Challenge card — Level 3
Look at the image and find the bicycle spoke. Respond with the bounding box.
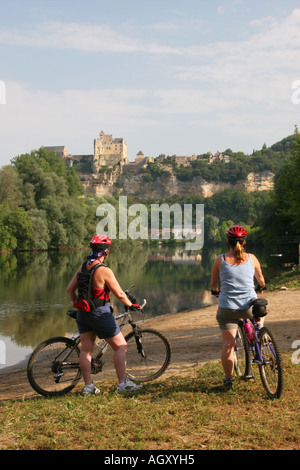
[27,337,81,396]
[125,328,171,382]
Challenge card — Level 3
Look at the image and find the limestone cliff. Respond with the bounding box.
[79,168,274,199]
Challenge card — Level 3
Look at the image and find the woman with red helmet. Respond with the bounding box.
[211,225,266,390]
[67,234,142,396]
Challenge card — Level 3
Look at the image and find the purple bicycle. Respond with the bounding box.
[234,298,283,399]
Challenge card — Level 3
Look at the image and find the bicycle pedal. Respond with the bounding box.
[242,375,254,381]
[54,372,64,383]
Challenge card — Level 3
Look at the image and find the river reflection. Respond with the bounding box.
[0,243,282,368]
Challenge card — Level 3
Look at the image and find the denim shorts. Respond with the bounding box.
[76,303,120,339]
[216,307,253,330]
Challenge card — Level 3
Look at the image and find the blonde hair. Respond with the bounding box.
[228,238,246,262]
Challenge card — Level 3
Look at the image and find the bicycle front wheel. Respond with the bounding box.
[234,322,252,378]
[258,327,283,399]
[27,337,81,397]
[125,328,171,382]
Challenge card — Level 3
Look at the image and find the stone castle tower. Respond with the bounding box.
[93,130,128,171]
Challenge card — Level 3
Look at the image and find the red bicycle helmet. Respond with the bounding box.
[90,234,112,246]
[226,225,247,239]
[87,235,111,265]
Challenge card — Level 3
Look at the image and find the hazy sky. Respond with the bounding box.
[0,0,299,167]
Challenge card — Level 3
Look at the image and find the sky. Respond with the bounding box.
[0,0,299,167]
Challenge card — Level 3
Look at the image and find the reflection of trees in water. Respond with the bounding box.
[106,242,149,289]
[0,247,150,348]
[0,250,86,347]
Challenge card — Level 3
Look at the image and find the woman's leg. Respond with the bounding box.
[221,329,237,379]
[79,331,96,385]
[105,332,127,384]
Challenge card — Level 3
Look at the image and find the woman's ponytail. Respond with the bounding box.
[228,238,246,262]
[226,226,247,262]
[234,241,245,261]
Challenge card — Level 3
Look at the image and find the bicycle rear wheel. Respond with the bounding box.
[27,337,81,397]
[258,327,283,399]
[125,328,171,382]
[234,322,252,378]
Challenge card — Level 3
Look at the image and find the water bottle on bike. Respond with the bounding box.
[243,321,255,343]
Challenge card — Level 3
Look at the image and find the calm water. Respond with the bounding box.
[0,243,286,368]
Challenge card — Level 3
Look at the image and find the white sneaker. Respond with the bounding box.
[117,377,143,394]
[81,384,100,396]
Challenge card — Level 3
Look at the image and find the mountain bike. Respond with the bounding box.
[27,288,171,397]
[234,302,283,399]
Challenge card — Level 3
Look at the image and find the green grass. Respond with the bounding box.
[0,354,299,450]
[268,266,300,290]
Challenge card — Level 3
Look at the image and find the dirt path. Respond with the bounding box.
[0,289,299,401]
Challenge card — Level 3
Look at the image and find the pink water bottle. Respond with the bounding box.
[243,321,255,343]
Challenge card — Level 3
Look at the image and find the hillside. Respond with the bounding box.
[0,133,297,251]
[76,134,296,198]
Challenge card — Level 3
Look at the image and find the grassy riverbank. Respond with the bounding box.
[0,353,299,451]
[267,265,300,290]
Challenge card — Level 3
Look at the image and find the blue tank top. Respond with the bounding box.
[218,254,257,310]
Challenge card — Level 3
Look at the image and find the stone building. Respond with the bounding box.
[93,130,128,171]
[44,146,69,159]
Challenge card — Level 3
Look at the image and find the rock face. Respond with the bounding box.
[243,171,275,192]
[79,168,275,199]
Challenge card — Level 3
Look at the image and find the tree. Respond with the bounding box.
[67,167,84,196]
[272,127,300,235]
[12,148,84,197]
[7,147,87,249]
[0,204,33,250]
[255,127,300,242]
[27,209,50,250]
[204,215,218,244]
[0,166,22,205]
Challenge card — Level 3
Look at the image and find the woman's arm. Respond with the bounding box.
[102,268,133,307]
[250,254,266,289]
[66,266,81,303]
[211,255,222,291]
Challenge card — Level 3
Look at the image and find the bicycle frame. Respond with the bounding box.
[66,299,147,365]
[241,317,277,366]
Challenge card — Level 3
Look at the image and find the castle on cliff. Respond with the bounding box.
[93,131,128,170]
[45,130,151,173]
[44,130,230,174]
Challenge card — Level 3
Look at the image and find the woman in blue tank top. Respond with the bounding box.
[211,225,266,390]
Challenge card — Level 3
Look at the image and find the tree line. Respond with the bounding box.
[0,130,299,251]
[142,134,296,184]
[0,148,100,250]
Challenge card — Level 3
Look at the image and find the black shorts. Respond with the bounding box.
[76,303,120,339]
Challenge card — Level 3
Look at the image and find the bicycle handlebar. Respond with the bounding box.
[125,285,135,294]
[255,284,267,293]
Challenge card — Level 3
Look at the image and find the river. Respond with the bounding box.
[0,243,286,369]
